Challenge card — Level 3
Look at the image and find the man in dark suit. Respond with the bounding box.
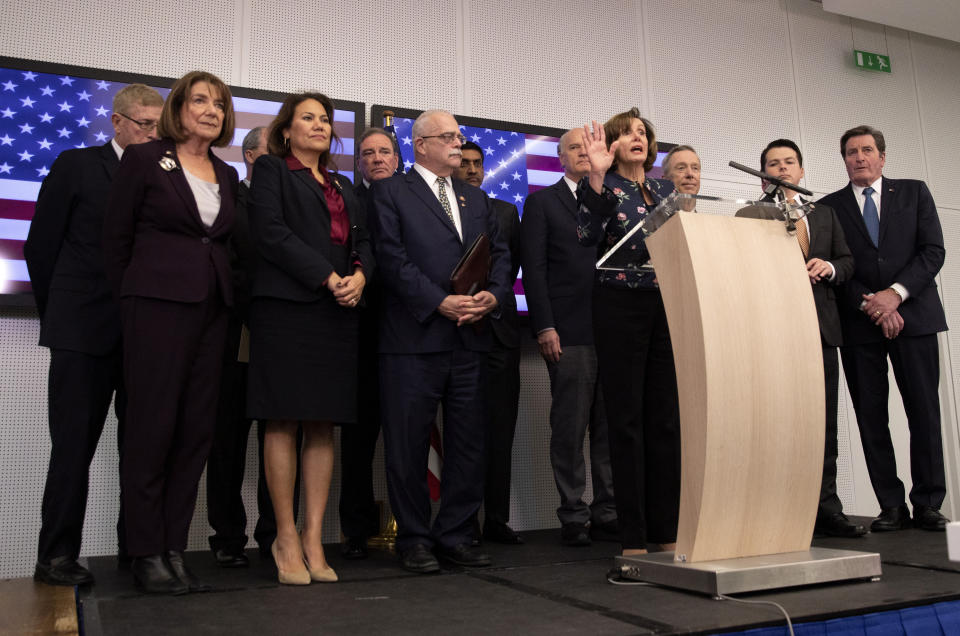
[206,125,293,566]
[662,145,701,195]
[520,128,616,546]
[455,141,523,545]
[338,127,399,560]
[749,139,863,537]
[370,109,511,573]
[24,84,163,586]
[820,125,949,532]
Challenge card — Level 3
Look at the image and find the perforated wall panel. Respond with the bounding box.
[912,35,960,210]
[465,0,647,128]
[0,0,240,82]
[787,0,925,194]
[646,0,798,187]
[245,0,461,111]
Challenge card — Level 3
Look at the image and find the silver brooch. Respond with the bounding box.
[159,155,178,172]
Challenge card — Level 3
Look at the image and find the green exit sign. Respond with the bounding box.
[854,50,891,73]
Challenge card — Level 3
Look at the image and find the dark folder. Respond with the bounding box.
[450,232,490,295]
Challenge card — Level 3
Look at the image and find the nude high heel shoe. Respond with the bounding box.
[272,541,310,585]
[304,557,338,583]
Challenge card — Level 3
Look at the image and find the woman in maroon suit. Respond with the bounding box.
[104,71,238,595]
[247,92,372,584]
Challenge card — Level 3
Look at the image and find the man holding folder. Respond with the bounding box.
[370,109,511,573]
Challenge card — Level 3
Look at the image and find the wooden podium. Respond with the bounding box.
[614,200,880,596]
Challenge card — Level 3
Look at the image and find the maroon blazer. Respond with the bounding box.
[104,138,239,306]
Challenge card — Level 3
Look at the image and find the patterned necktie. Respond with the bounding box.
[436,177,454,223]
[795,217,810,258]
[862,186,880,247]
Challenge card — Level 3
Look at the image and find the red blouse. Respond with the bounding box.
[284,155,349,246]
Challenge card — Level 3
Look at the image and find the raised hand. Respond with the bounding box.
[582,120,619,194]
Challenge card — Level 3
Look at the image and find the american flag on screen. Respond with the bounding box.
[389,117,566,313]
[0,64,356,295]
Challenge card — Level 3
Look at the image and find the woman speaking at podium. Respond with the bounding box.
[575,108,680,556]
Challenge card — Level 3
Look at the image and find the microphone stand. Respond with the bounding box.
[729,161,814,234]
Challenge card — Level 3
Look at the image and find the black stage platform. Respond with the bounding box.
[79,520,960,635]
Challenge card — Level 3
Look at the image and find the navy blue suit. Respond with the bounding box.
[820,177,947,511]
[370,167,511,552]
[24,141,127,563]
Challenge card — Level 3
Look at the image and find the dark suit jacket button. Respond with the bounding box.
[201,237,210,244]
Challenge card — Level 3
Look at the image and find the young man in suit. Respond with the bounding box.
[338,127,399,560]
[24,84,163,586]
[753,139,864,537]
[520,128,617,546]
[370,109,511,573]
[456,141,524,545]
[820,125,949,532]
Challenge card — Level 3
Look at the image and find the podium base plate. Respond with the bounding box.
[616,548,881,597]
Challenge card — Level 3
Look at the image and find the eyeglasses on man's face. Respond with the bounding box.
[119,112,159,131]
[420,132,466,145]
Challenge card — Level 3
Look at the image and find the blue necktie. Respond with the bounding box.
[862,186,879,247]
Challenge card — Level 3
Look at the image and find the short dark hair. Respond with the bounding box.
[603,107,657,172]
[157,71,235,148]
[761,139,803,171]
[266,92,341,167]
[460,140,483,158]
[840,125,885,156]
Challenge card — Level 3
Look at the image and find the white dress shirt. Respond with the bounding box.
[413,162,462,239]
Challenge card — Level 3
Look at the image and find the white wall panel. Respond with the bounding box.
[246,0,461,112]
[912,34,960,210]
[645,0,797,185]
[0,0,240,82]
[787,0,924,194]
[465,0,646,129]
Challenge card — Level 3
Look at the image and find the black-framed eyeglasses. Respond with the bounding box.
[119,112,159,131]
[420,132,466,145]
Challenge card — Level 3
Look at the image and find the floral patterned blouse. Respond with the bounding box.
[576,171,675,289]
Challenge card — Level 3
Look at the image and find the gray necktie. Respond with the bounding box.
[436,177,454,223]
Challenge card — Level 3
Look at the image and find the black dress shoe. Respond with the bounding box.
[589,519,620,543]
[914,506,950,531]
[815,512,867,538]
[117,554,132,570]
[34,556,95,586]
[132,555,188,595]
[341,536,369,560]
[436,543,491,567]
[870,504,912,532]
[483,521,524,545]
[399,544,440,574]
[166,551,211,592]
[214,548,249,568]
[560,522,591,546]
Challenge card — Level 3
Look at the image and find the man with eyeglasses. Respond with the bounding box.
[25,83,163,586]
[370,109,512,573]
[337,127,400,561]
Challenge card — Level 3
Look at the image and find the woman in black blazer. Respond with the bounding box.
[104,71,238,595]
[247,92,373,584]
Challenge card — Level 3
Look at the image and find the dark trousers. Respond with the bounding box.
[121,293,227,556]
[339,308,381,539]
[380,350,486,553]
[818,345,843,517]
[38,347,125,563]
[546,344,616,526]
[593,286,680,549]
[482,339,521,526]
[841,334,945,510]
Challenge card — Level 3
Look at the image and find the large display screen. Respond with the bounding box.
[0,56,363,304]
[370,105,675,314]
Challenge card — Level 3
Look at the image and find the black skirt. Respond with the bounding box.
[247,294,359,423]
